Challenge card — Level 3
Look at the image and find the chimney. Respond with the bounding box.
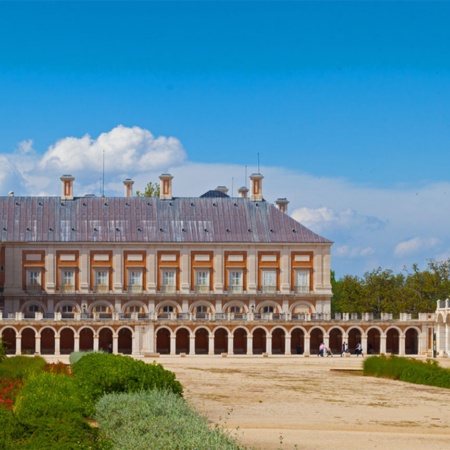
[275,198,289,213]
[159,173,173,200]
[216,186,229,195]
[60,175,75,200]
[238,186,249,198]
[249,173,263,202]
[8,191,14,197]
[123,178,134,197]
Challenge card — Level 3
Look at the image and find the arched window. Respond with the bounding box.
[263,306,274,313]
[162,305,174,313]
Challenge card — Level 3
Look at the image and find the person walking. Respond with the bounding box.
[341,342,348,357]
[355,343,363,357]
[319,342,325,357]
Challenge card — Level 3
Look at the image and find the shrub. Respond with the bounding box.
[0,377,24,410]
[69,350,91,365]
[0,339,6,363]
[95,390,244,450]
[0,355,47,379]
[363,355,450,388]
[72,353,182,415]
[45,361,72,375]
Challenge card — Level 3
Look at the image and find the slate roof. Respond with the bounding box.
[0,196,331,244]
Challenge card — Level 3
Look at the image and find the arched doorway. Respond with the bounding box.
[118,328,132,354]
[60,328,75,354]
[309,328,324,355]
[386,328,400,354]
[367,328,381,355]
[40,328,55,355]
[272,328,285,354]
[328,328,342,354]
[405,328,419,355]
[214,328,228,354]
[79,328,94,351]
[156,328,171,354]
[291,328,304,355]
[195,328,209,354]
[99,328,113,353]
[233,328,247,354]
[21,328,36,354]
[348,328,363,354]
[175,328,189,354]
[252,328,266,354]
[1,328,16,354]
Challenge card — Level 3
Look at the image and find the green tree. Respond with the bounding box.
[135,181,160,198]
[331,272,364,314]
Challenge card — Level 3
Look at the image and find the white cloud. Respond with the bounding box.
[334,245,375,258]
[15,139,34,155]
[394,236,441,258]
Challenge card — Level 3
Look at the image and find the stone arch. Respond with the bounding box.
[290,301,316,315]
[347,327,364,353]
[271,326,286,354]
[121,300,148,315]
[405,327,420,355]
[89,300,114,313]
[98,326,114,353]
[309,327,325,355]
[79,327,95,351]
[54,300,80,314]
[222,300,248,314]
[328,326,345,354]
[233,327,248,354]
[189,300,215,314]
[255,301,280,314]
[175,326,191,354]
[252,327,267,354]
[40,327,56,354]
[117,326,133,354]
[59,326,75,354]
[156,300,181,317]
[20,326,37,354]
[366,326,383,355]
[1,327,17,354]
[20,300,47,315]
[194,326,210,354]
[213,326,229,354]
[290,326,306,354]
[155,326,172,354]
[386,327,401,354]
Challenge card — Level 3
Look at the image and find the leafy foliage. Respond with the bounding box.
[95,390,245,450]
[0,339,6,363]
[332,259,450,314]
[364,355,450,388]
[72,353,183,415]
[0,355,47,379]
[135,181,160,198]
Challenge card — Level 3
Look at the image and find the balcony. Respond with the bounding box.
[61,284,75,294]
[26,284,42,294]
[128,285,143,294]
[160,285,176,294]
[195,285,210,294]
[228,285,244,294]
[94,284,109,294]
[294,285,311,294]
[260,285,277,294]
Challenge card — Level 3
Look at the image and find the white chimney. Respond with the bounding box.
[159,173,173,200]
[238,186,249,198]
[123,178,134,197]
[249,173,263,202]
[275,198,289,213]
[60,175,75,200]
[216,186,229,195]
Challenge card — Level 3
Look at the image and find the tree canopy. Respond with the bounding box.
[135,181,160,198]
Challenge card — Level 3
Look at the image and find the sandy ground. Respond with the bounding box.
[145,355,450,450]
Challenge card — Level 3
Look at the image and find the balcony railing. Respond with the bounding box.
[61,284,75,294]
[294,285,311,294]
[94,284,109,294]
[228,285,244,294]
[160,285,176,294]
[195,285,210,294]
[26,284,42,294]
[260,286,277,294]
[128,285,143,294]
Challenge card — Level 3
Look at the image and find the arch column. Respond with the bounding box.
[304,335,311,356]
[227,333,234,355]
[15,336,21,355]
[266,335,272,355]
[380,335,387,354]
[54,335,60,355]
[113,334,118,354]
[324,334,329,349]
[93,334,99,352]
[74,335,80,352]
[35,335,41,354]
[362,334,368,355]
[445,324,449,356]
[285,334,291,355]
[170,334,176,355]
[208,334,214,355]
[247,334,253,355]
[399,334,406,356]
[189,334,195,355]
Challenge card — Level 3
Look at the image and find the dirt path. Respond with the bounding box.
[153,355,450,450]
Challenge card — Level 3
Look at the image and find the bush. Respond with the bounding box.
[0,339,7,363]
[95,390,244,450]
[69,350,91,365]
[72,353,182,415]
[363,355,450,388]
[0,355,47,379]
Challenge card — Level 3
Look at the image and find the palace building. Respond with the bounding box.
[0,173,437,357]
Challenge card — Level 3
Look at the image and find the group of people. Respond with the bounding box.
[317,342,364,357]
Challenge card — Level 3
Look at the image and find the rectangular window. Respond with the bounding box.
[229,270,243,293]
[161,270,176,293]
[295,270,310,293]
[195,270,210,293]
[26,270,41,292]
[61,270,75,293]
[261,270,277,293]
[95,270,109,293]
[128,270,143,293]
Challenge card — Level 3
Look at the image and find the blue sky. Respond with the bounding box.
[1,1,450,278]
